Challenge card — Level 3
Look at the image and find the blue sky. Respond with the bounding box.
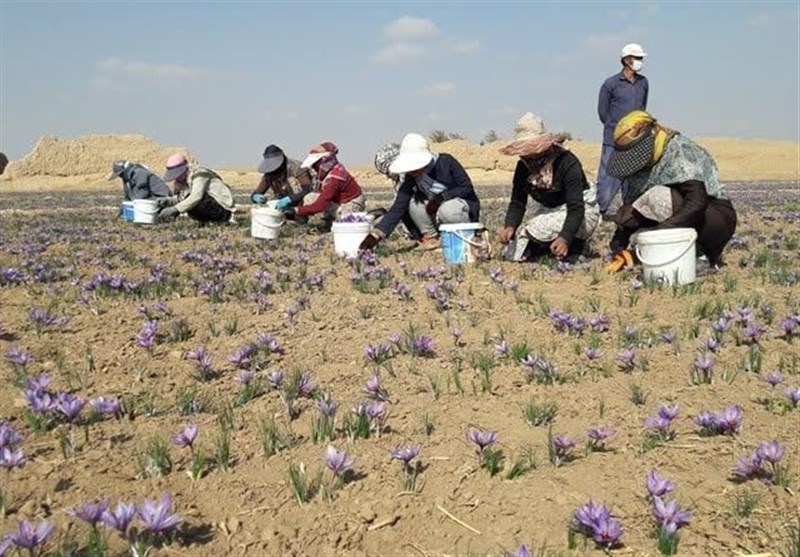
[1,1,798,168]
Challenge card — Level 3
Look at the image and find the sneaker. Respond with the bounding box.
[417,236,441,251]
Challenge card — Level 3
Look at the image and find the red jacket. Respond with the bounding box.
[297,163,363,217]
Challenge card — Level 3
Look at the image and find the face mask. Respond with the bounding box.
[631,59,644,72]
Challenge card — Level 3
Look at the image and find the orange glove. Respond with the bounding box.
[605,250,634,273]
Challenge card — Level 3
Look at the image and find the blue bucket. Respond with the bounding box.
[440,223,485,264]
[122,202,134,222]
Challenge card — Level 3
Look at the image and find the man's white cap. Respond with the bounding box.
[621,43,647,58]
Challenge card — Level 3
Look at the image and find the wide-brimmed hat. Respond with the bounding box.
[106,160,129,181]
[374,142,400,175]
[500,112,571,158]
[608,110,657,178]
[301,141,339,169]
[258,144,286,174]
[389,133,433,174]
[163,153,189,182]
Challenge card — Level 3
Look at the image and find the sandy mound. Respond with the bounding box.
[5,135,193,180]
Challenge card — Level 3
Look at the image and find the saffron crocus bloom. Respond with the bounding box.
[764,371,785,388]
[25,373,51,393]
[325,445,353,476]
[658,404,680,421]
[297,374,315,398]
[467,428,497,453]
[731,454,764,481]
[136,320,158,352]
[755,441,786,465]
[553,436,577,457]
[616,349,635,370]
[0,447,26,470]
[171,425,199,450]
[592,516,624,547]
[101,501,136,534]
[785,387,800,408]
[659,331,677,344]
[694,353,713,373]
[652,498,693,531]
[705,337,720,353]
[779,317,797,338]
[56,392,85,422]
[70,498,110,526]
[716,405,743,435]
[744,323,767,344]
[8,519,55,550]
[365,401,386,421]
[573,500,611,533]
[508,544,531,557]
[694,411,718,432]
[391,445,421,470]
[236,370,256,385]
[5,347,33,367]
[0,422,23,449]
[494,341,510,357]
[644,414,673,434]
[646,469,675,499]
[25,389,54,414]
[137,494,183,535]
[362,374,388,400]
[228,344,256,369]
[584,347,603,361]
[412,335,436,357]
[316,396,338,418]
[89,396,123,419]
[586,427,616,445]
[267,370,284,388]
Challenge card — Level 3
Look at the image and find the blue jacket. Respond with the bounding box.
[376,153,480,237]
[598,72,649,145]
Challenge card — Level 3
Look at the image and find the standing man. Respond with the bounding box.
[597,43,649,219]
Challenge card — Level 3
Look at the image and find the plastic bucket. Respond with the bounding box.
[331,220,371,258]
[440,223,486,264]
[635,228,698,285]
[251,206,284,240]
[132,199,159,224]
[121,201,134,222]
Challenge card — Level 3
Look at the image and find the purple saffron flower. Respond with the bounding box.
[0,447,26,470]
[705,337,720,353]
[573,500,611,532]
[411,335,436,357]
[362,374,388,400]
[494,340,510,357]
[779,317,797,338]
[507,544,531,557]
[785,387,800,408]
[0,422,23,449]
[257,333,283,354]
[69,498,111,526]
[646,469,675,499]
[694,353,714,373]
[592,515,624,547]
[586,426,616,446]
[365,401,386,421]
[716,405,743,435]
[137,494,183,535]
[56,392,85,422]
[659,330,677,344]
[171,425,198,450]
[652,498,693,531]
[645,414,673,435]
[391,444,421,470]
[731,454,764,481]
[590,315,610,333]
[136,320,158,352]
[755,441,786,464]
[186,346,214,376]
[553,435,577,457]
[228,343,256,369]
[296,374,315,398]
[267,370,284,388]
[467,428,497,453]
[25,389,54,414]
[236,370,256,385]
[0,536,10,556]
[8,520,55,550]
[316,396,339,418]
[584,347,603,361]
[101,501,136,534]
[744,323,767,344]
[451,328,463,343]
[89,396,123,419]
[25,373,51,393]
[658,404,680,421]
[616,348,635,370]
[764,371,785,388]
[694,411,719,432]
[325,445,353,476]
[388,332,402,346]
[5,347,33,367]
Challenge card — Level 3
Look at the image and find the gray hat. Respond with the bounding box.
[106,160,129,181]
[258,144,286,174]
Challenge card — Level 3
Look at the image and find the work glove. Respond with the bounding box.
[250,193,267,204]
[359,232,382,251]
[157,206,179,223]
[426,195,444,219]
[275,196,292,210]
[156,197,174,209]
[283,208,297,221]
[605,249,634,273]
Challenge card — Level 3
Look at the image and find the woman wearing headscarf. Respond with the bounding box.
[250,144,315,210]
[158,153,236,223]
[283,142,365,230]
[107,160,172,201]
[359,133,480,251]
[605,110,737,271]
[499,113,600,261]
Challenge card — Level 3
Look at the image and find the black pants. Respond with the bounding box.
[187,195,231,223]
[523,238,586,261]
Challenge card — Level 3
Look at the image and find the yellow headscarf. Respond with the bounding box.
[613,110,675,166]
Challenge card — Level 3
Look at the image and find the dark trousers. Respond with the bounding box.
[187,195,231,223]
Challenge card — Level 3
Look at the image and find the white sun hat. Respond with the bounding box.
[621,43,647,58]
[300,152,329,169]
[389,133,434,174]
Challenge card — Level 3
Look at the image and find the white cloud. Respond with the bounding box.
[91,58,207,90]
[383,16,439,40]
[451,39,481,55]
[371,42,426,63]
[422,81,455,96]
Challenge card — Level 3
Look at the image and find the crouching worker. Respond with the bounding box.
[283,142,365,231]
[359,133,480,251]
[499,113,600,261]
[605,111,737,271]
[158,154,236,224]
[250,144,314,209]
[108,160,171,202]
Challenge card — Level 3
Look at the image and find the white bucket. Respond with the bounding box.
[251,206,284,240]
[440,223,487,264]
[331,220,371,258]
[132,199,159,224]
[635,228,698,285]
[121,201,134,222]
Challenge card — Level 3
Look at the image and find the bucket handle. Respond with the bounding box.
[452,229,494,259]
[635,238,695,268]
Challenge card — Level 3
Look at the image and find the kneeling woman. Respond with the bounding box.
[499,113,600,261]
[159,154,236,223]
[606,111,737,271]
[360,133,480,251]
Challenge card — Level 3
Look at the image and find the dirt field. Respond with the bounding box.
[0,181,798,556]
